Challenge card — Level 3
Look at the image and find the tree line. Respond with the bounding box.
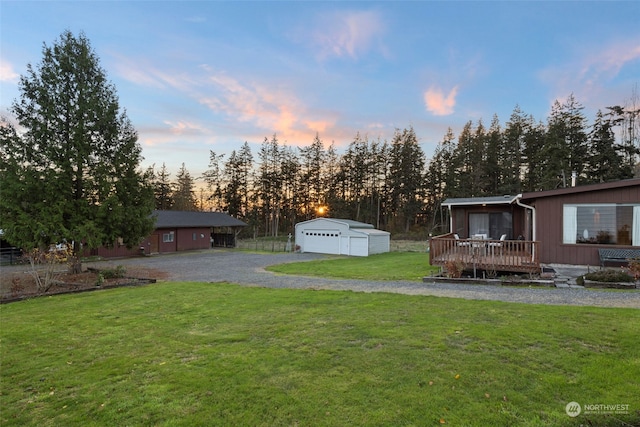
[149,92,640,237]
[2,29,638,260]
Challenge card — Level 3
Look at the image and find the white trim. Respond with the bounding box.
[563,206,577,244]
[633,206,640,247]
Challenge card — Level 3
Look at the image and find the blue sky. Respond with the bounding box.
[2,1,639,177]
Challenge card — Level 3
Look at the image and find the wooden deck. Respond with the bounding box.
[429,235,540,274]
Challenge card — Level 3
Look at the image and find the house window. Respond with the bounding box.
[163,231,174,243]
[193,232,197,241]
[563,204,640,246]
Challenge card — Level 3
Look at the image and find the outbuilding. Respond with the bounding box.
[295,218,390,257]
[86,210,247,258]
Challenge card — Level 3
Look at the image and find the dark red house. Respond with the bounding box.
[430,178,640,271]
[87,210,247,258]
[520,179,639,265]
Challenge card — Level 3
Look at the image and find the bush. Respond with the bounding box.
[444,259,464,278]
[627,258,640,281]
[101,265,126,279]
[583,269,634,283]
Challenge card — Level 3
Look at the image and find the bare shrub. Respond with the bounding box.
[23,247,73,293]
[626,258,640,281]
[444,259,464,278]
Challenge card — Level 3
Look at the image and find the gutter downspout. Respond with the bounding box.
[514,194,536,261]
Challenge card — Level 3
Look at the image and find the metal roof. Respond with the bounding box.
[442,178,640,207]
[521,178,640,200]
[152,210,247,228]
[295,218,377,229]
[355,228,391,236]
[442,195,517,207]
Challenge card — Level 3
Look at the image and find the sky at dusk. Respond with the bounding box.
[2,1,639,178]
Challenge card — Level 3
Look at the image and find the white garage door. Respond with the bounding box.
[302,229,340,254]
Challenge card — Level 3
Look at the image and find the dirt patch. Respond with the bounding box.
[0,265,168,303]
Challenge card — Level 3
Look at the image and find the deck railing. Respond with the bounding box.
[429,234,540,274]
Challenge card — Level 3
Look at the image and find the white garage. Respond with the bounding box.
[295,218,390,257]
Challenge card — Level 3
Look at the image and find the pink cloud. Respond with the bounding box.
[308,10,386,60]
[163,120,207,136]
[111,53,196,92]
[539,38,640,105]
[303,119,331,134]
[112,56,344,147]
[201,71,338,145]
[424,85,459,116]
[0,59,19,83]
[577,40,640,86]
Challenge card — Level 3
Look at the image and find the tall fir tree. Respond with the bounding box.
[541,95,588,189]
[256,135,283,236]
[388,127,426,232]
[586,110,627,183]
[202,151,225,211]
[0,30,154,271]
[298,133,326,220]
[173,163,198,211]
[151,163,174,210]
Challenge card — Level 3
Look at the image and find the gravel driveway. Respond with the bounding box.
[89,250,640,309]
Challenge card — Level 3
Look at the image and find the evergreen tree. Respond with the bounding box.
[202,151,225,211]
[470,119,489,196]
[208,144,253,219]
[521,120,547,192]
[607,91,640,177]
[256,135,283,236]
[222,150,243,216]
[502,106,530,194]
[586,110,627,183]
[0,31,154,271]
[425,129,456,233]
[388,127,426,232]
[173,163,198,211]
[369,137,391,229]
[541,95,588,189]
[323,142,343,219]
[151,163,174,210]
[280,144,300,233]
[339,133,371,222]
[237,142,254,217]
[298,133,326,220]
[483,115,503,195]
[453,121,476,196]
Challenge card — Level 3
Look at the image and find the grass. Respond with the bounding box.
[267,252,439,281]
[1,282,638,426]
[235,238,429,253]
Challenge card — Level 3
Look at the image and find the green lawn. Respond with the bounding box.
[1,282,638,426]
[267,252,439,281]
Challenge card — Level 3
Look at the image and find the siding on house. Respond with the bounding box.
[522,179,640,266]
[440,178,640,267]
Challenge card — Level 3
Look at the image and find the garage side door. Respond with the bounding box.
[349,236,368,256]
[302,229,340,254]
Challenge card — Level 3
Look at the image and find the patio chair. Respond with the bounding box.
[488,234,507,255]
[454,234,470,247]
